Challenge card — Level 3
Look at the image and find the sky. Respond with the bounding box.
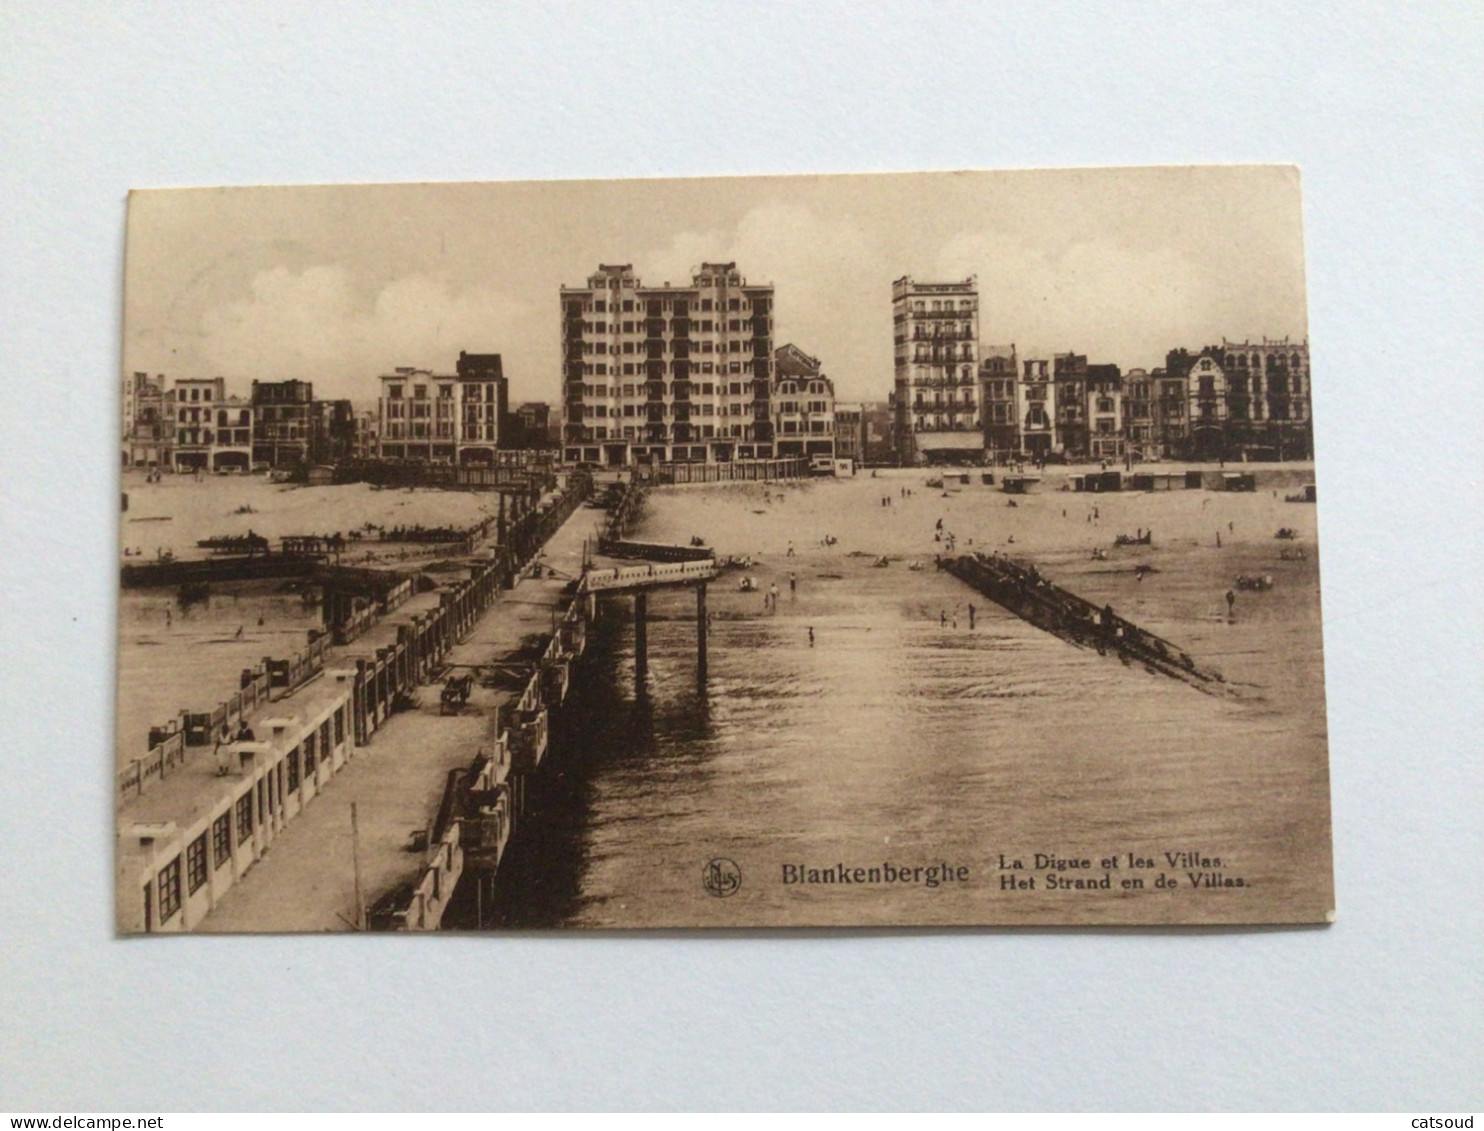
[123,167,1309,408]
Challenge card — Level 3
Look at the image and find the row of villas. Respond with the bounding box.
[127,360,561,473]
[893,276,1312,465]
[975,340,1313,465]
[123,375,355,472]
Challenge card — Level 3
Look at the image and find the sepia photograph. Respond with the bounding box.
[115,167,1334,933]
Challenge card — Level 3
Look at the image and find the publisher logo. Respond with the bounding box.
[702,857,742,898]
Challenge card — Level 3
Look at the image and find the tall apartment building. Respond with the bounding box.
[376,353,508,464]
[773,343,836,462]
[561,262,775,467]
[170,378,252,472]
[892,276,980,464]
[980,345,1019,462]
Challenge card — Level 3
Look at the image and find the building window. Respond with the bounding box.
[212,813,232,868]
[186,834,208,894]
[157,856,182,921]
[235,793,253,842]
[287,748,300,791]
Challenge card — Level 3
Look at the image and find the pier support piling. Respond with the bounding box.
[696,582,708,685]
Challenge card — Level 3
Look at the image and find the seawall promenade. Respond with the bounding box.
[116,473,596,932]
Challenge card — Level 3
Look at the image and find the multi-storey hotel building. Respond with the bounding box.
[169,377,252,472]
[892,276,980,465]
[376,352,507,463]
[560,262,775,467]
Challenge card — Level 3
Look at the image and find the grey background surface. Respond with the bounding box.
[1,2,1479,1112]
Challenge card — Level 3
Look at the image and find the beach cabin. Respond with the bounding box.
[1071,471,1123,493]
[1129,472,1187,492]
[1001,475,1041,494]
[1221,471,1258,492]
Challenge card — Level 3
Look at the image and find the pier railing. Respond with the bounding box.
[121,473,594,806]
[119,634,326,803]
[644,456,810,485]
[389,581,593,931]
[582,558,718,592]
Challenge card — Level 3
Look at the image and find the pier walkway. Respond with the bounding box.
[195,505,594,932]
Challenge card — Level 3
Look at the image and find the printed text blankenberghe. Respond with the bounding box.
[781,862,970,888]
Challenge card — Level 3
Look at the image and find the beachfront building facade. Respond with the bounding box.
[892,276,980,465]
[1018,357,1054,459]
[833,403,863,465]
[376,356,508,464]
[980,345,1019,463]
[453,351,507,462]
[1123,369,1156,462]
[309,398,357,465]
[1087,362,1125,463]
[1158,339,1312,461]
[509,402,557,450]
[353,410,379,459]
[860,400,896,465]
[377,368,450,461]
[123,371,171,468]
[773,343,836,462]
[169,378,253,472]
[1152,365,1188,457]
[1052,353,1090,459]
[560,262,776,467]
[1217,338,1312,460]
[250,380,315,468]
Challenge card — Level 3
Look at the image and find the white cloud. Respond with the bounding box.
[933,230,1218,368]
[197,266,534,402]
[641,203,894,399]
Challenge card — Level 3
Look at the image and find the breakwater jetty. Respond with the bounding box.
[939,552,1226,691]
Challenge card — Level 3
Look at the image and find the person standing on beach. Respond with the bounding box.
[789,572,796,596]
[808,627,815,647]
[769,583,779,609]
[968,603,976,629]
[1226,589,1236,619]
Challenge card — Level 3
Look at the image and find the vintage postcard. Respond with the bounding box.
[116,167,1333,932]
